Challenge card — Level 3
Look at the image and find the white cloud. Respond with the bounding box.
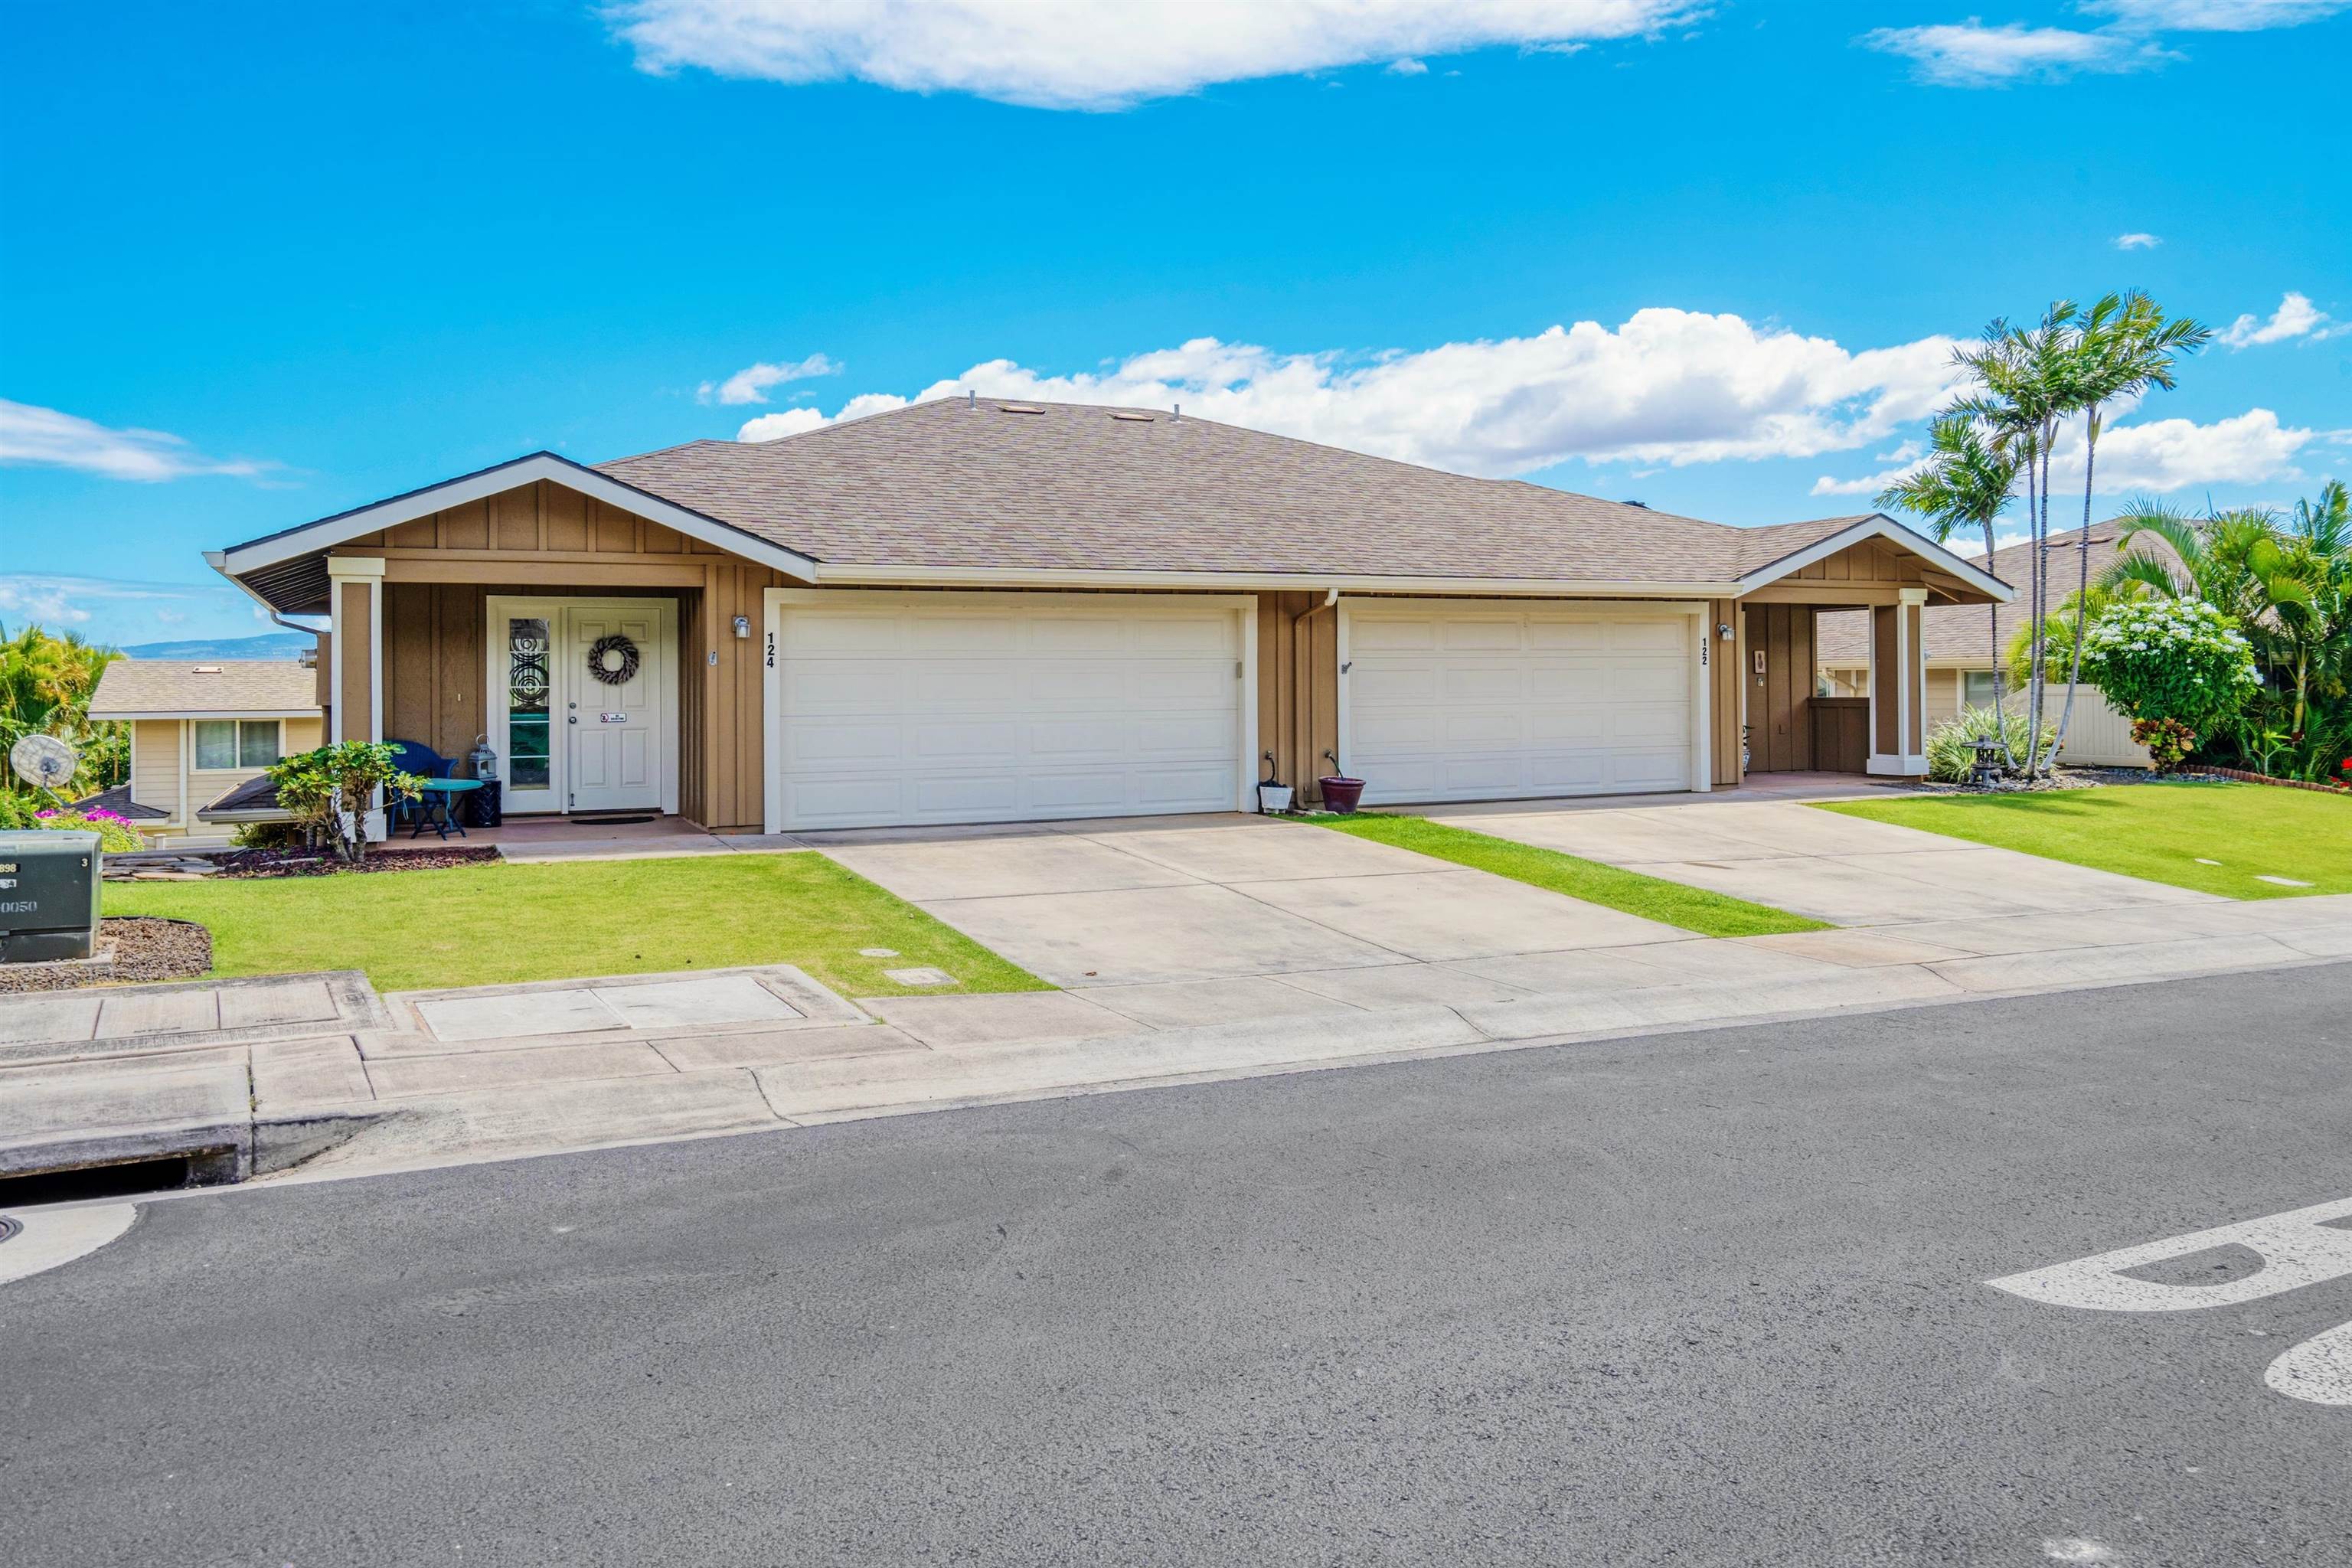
[696,351,839,405]
[2217,291,2339,348]
[2112,231,2161,250]
[1387,57,1429,75]
[734,309,1977,476]
[609,0,1694,110]
[0,573,266,642]
[2054,407,2314,492]
[2082,0,2351,30]
[0,400,273,482]
[1818,407,2318,500]
[1860,21,2169,85]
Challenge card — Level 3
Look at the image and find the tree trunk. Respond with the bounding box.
[1985,519,2015,767]
[2050,406,2100,768]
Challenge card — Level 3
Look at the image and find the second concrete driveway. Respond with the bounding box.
[1432,795,2219,927]
[802,814,1764,1031]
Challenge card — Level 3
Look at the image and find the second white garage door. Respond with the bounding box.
[769,593,1249,831]
[1342,603,1698,805]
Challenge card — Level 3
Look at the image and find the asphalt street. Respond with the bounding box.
[10,962,2352,1566]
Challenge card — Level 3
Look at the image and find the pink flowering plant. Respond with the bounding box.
[32,805,145,852]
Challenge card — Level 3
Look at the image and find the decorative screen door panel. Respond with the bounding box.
[565,607,665,811]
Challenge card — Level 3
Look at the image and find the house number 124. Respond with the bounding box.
[766,631,776,669]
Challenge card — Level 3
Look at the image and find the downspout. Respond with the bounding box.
[1292,590,1337,802]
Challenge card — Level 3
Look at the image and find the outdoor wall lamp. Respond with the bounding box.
[732,615,751,639]
[1717,622,1733,641]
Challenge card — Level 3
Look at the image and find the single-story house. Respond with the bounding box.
[1817,521,2171,766]
[83,659,326,844]
[204,398,2011,832]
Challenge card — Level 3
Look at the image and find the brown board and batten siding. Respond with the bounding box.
[1742,605,1815,773]
[332,478,789,833]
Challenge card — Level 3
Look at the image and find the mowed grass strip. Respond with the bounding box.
[1306,812,1830,938]
[1817,780,2352,900]
[103,851,1051,996]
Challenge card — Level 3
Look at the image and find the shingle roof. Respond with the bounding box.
[88,659,320,717]
[1815,521,2172,664]
[69,782,170,822]
[600,398,1868,585]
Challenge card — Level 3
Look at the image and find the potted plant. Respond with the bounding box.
[1256,753,1293,815]
[1317,751,1366,814]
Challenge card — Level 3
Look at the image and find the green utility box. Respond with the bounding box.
[0,830,102,962]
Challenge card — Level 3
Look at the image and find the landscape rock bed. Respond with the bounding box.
[1915,766,2226,796]
[214,845,501,878]
[0,917,211,993]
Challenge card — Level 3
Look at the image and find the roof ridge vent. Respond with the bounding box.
[192,664,224,674]
[996,403,1046,415]
[1109,410,1155,423]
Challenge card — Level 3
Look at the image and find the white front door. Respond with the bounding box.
[486,596,676,816]
[766,592,1252,832]
[564,605,665,812]
[1341,602,1699,805]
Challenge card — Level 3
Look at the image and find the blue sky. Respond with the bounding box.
[5,0,2347,647]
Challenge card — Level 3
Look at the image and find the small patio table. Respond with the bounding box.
[410,777,483,840]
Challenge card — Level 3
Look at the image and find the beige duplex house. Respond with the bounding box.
[204,399,2011,832]
[83,660,325,845]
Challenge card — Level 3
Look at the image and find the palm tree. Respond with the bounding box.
[1952,303,2078,776]
[1877,413,2021,757]
[2050,293,2210,756]
[2105,495,2351,746]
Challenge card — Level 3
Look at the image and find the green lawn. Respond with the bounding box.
[1305,813,1831,938]
[1816,782,2352,900]
[104,852,1050,995]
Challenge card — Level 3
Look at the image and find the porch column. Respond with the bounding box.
[1867,587,1929,776]
[327,555,384,746]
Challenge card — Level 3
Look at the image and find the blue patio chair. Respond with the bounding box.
[382,738,456,836]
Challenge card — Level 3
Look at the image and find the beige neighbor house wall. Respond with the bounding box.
[127,714,323,844]
[129,720,184,822]
[334,479,791,832]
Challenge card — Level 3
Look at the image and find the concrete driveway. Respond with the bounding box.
[801,813,1863,1037]
[1433,795,2219,928]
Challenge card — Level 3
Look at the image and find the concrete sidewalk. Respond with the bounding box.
[5,893,2348,1191]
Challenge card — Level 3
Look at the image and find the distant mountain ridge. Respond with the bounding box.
[119,632,315,660]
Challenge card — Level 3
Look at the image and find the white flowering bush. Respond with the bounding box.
[2079,597,2260,737]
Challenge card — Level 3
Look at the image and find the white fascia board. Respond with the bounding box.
[217,452,818,583]
[1734,514,2014,603]
[810,563,1742,598]
[90,709,322,722]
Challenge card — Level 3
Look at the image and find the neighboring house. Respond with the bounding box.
[1817,521,2173,766]
[83,659,325,845]
[204,399,2011,831]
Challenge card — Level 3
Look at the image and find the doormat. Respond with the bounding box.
[570,813,657,826]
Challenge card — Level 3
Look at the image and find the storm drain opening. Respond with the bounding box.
[0,1151,232,1209]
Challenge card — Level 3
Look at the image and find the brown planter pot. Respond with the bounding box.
[1317,776,1366,815]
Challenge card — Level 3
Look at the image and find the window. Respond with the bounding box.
[1963,671,1998,708]
[505,617,552,789]
[194,720,280,770]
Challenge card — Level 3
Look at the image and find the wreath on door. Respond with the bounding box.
[586,633,640,687]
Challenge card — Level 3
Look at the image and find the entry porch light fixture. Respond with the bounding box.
[732,614,752,639]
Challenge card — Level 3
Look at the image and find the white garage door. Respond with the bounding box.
[772,594,1247,831]
[1343,603,1695,805]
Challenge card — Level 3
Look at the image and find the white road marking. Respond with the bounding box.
[1988,1195,2352,1312]
[0,1204,138,1285]
[2266,1321,2352,1405]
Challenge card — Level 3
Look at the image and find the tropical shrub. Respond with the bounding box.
[32,805,145,853]
[2078,597,2259,741]
[0,622,126,816]
[266,742,420,865]
[1926,704,2057,783]
[2128,717,2198,773]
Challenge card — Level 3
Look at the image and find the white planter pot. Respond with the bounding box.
[1257,785,1295,815]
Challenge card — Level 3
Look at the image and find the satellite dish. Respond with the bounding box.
[9,733,78,793]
